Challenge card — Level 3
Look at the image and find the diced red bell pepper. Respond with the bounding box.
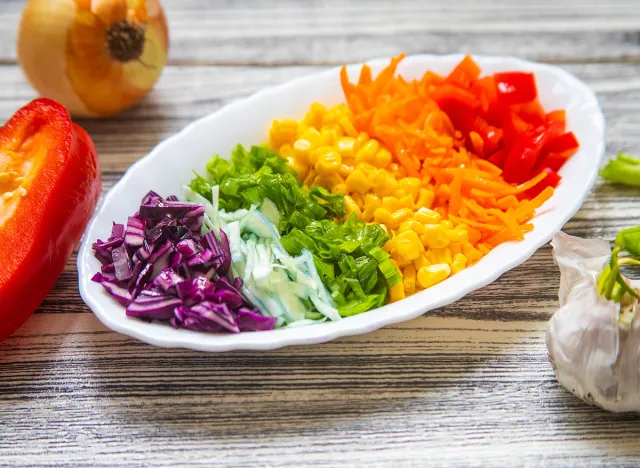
[534,152,571,173]
[0,99,101,340]
[488,148,508,167]
[502,120,566,183]
[470,116,503,156]
[543,131,579,158]
[525,168,562,199]
[446,55,482,87]
[494,72,538,105]
[513,98,547,126]
[502,125,549,183]
[501,109,531,148]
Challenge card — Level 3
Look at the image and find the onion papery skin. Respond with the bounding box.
[18,0,169,118]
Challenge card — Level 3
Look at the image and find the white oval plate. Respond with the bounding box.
[78,54,604,352]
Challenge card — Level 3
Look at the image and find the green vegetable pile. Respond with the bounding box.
[189,144,402,316]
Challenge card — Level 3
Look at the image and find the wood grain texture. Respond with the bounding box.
[1,0,640,65]
[1,0,640,466]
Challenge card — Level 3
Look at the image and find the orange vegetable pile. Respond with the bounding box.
[269,54,578,300]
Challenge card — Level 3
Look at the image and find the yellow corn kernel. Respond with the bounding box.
[417,264,451,289]
[315,150,342,174]
[303,102,327,128]
[398,219,425,235]
[300,127,322,147]
[391,208,413,227]
[373,208,394,227]
[355,162,377,174]
[389,282,406,302]
[449,242,462,256]
[416,188,435,209]
[356,131,369,146]
[431,247,453,266]
[370,169,398,197]
[313,172,344,190]
[382,196,402,213]
[477,243,492,255]
[332,183,348,195]
[395,255,414,267]
[286,156,308,179]
[344,195,362,216]
[320,124,343,146]
[355,139,380,164]
[322,108,342,126]
[393,230,424,261]
[338,116,359,138]
[413,253,430,270]
[398,194,415,210]
[339,164,354,178]
[335,137,358,159]
[383,240,394,253]
[421,225,450,249]
[414,207,442,225]
[362,194,382,221]
[392,189,407,199]
[279,143,294,159]
[403,265,417,294]
[351,192,365,210]
[270,119,298,148]
[397,178,421,199]
[373,148,392,168]
[446,227,469,243]
[309,146,335,166]
[451,253,468,274]
[345,169,373,194]
[463,243,483,262]
[293,139,313,164]
[439,220,454,231]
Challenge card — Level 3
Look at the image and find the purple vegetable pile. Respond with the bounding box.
[91,191,276,333]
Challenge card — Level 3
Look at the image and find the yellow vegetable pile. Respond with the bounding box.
[270,102,479,302]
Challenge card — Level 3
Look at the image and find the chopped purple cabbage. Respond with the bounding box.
[91,191,274,334]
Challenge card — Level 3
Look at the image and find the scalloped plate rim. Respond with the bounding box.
[77,54,605,352]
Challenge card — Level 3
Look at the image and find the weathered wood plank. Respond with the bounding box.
[1,0,640,64]
[2,61,640,171]
[1,2,640,463]
[1,314,640,466]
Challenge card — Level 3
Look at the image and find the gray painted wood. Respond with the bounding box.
[1,0,640,466]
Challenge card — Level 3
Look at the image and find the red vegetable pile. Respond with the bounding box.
[91,191,276,333]
[429,55,580,196]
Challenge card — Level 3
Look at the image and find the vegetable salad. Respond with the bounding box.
[92,54,579,334]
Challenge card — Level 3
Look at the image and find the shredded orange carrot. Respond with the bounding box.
[340,54,556,253]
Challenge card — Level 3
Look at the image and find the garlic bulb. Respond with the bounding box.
[546,231,640,412]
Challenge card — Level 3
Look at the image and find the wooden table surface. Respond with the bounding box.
[2,0,640,466]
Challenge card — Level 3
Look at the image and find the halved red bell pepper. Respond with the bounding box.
[0,99,101,340]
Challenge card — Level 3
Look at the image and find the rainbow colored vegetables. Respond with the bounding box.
[92,54,579,333]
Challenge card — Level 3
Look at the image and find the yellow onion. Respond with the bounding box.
[17,0,169,118]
